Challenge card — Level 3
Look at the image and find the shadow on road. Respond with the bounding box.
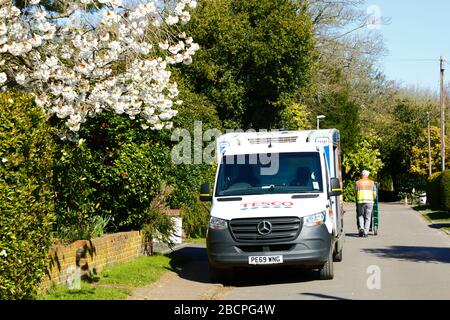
[345,233,361,238]
[300,292,351,300]
[167,245,319,287]
[363,246,450,264]
[227,268,318,287]
[428,223,450,230]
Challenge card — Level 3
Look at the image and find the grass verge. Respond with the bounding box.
[38,282,129,300]
[413,205,450,234]
[185,237,206,244]
[38,253,186,300]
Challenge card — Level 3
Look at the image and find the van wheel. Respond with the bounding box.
[319,249,334,280]
[333,248,343,262]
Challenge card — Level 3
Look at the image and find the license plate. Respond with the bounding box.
[248,255,284,265]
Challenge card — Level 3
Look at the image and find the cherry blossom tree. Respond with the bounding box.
[0,0,199,132]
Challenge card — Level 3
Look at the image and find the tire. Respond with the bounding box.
[318,248,334,280]
[333,248,343,262]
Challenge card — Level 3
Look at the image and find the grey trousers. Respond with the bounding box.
[357,203,373,234]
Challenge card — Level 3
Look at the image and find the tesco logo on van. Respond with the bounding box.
[240,201,294,210]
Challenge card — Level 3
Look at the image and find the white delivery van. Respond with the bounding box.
[200,130,345,281]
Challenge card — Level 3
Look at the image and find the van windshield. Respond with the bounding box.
[215,152,324,197]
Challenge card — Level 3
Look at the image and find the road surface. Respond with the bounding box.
[129,203,450,300]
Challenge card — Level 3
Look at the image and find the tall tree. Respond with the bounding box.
[182,0,315,129]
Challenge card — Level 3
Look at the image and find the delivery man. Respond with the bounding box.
[355,170,376,238]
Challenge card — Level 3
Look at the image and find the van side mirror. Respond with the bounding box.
[199,182,212,202]
[329,178,342,197]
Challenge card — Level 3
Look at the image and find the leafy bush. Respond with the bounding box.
[427,172,442,210]
[52,76,221,238]
[439,170,450,211]
[56,216,111,244]
[343,180,356,203]
[168,72,222,209]
[278,101,311,130]
[0,92,55,299]
[142,183,176,247]
[52,113,174,236]
[181,197,210,239]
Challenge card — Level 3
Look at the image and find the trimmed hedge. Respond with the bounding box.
[427,172,442,209]
[0,92,55,299]
[440,170,450,211]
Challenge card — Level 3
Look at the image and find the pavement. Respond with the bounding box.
[128,203,450,300]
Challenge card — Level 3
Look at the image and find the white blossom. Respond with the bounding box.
[188,1,197,9]
[0,72,6,84]
[0,0,200,132]
[166,15,179,26]
[34,10,46,20]
[15,73,26,85]
[153,123,164,131]
[0,249,6,257]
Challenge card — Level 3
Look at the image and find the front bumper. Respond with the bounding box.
[207,223,332,269]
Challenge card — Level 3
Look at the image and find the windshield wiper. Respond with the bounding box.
[261,185,276,192]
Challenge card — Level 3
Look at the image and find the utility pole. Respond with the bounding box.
[427,112,432,176]
[440,56,446,172]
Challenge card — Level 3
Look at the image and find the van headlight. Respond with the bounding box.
[209,217,228,230]
[304,211,326,227]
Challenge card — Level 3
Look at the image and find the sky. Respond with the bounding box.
[368,0,450,92]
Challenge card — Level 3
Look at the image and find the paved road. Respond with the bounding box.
[129,203,450,300]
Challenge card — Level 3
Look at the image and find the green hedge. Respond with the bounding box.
[0,92,55,299]
[440,170,450,211]
[53,79,221,238]
[53,114,173,234]
[180,197,210,238]
[427,172,443,210]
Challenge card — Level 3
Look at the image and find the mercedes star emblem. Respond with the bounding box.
[257,221,273,235]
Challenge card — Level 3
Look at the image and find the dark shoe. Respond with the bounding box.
[359,229,364,237]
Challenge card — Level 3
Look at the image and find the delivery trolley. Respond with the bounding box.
[356,182,379,236]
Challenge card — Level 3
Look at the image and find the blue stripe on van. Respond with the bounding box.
[324,145,331,173]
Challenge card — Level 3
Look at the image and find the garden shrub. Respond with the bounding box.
[427,172,442,210]
[52,77,222,240]
[53,117,173,234]
[142,183,176,248]
[168,73,222,209]
[343,180,356,203]
[0,92,55,299]
[180,196,210,239]
[439,170,450,211]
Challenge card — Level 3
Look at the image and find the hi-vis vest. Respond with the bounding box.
[355,179,376,204]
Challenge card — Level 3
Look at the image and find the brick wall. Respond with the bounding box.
[39,231,146,292]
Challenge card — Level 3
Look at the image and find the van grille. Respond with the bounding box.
[229,217,302,243]
[248,137,298,144]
